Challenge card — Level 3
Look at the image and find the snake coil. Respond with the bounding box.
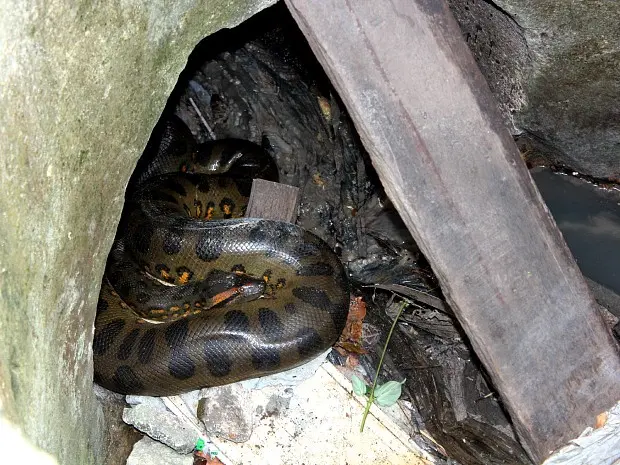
[93,119,350,396]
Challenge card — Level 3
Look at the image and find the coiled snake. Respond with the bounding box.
[93,118,351,396]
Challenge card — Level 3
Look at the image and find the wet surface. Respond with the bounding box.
[531,167,620,304]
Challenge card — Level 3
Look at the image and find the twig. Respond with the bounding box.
[360,299,408,431]
[189,97,216,140]
[363,283,452,316]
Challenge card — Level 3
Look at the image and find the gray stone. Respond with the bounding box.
[0,1,276,464]
[197,384,254,443]
[264,390,294,417]
[122,399,203,454]
[447,0,620,179]
[127,437,193,465]
[126,395,166,408]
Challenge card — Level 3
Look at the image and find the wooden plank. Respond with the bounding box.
[284,0,620,461]
[245,178,300,222]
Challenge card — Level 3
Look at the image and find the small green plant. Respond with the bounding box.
[352,300,408,432]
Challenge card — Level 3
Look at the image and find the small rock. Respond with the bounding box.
[127,436,193,465]
[198,384,254,443]
[122,398,201,454]
[264,389,293,417]
[125,394,163,407]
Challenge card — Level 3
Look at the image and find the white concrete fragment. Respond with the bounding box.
[122,397,204,454]
[126,436,193,465]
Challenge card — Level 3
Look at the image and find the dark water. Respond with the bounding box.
[531,168,620,302]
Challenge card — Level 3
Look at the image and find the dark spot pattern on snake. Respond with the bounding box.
[138,328,157,364]
[258,308,284,342]
[231,264,246,273]
[251,347,280,371]
[292,286,346,328]
[162,229,183,255]
[196,231,224,261]
[284,302,296,314]
[297,262,334,276]
[168,348,196,380]
[93,319,126,356]
[117,328,140,361]
[247,223,268,243]
[165,319,189,348]
[165,320,195,379]
[295,242,321,257]
[292,287,335,312]
[219,197,236,218]
[296,327,323,357]
[224,310,250,333]
[203,337,234,377]
[113,366,144,393]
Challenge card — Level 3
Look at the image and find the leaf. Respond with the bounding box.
[351,375,368,396]
[373,379,405,407]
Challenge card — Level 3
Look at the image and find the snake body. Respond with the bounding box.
[94,120,350,396]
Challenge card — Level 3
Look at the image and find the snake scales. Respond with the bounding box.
[93,117,350,396]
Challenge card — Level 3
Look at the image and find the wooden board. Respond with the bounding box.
[246,178,300,222]
[284,0,620,461]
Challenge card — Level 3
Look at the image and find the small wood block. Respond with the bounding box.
[245,178,300,224]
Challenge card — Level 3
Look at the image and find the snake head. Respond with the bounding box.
[204,272,267,308]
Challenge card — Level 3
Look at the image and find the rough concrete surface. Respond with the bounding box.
[448,0,620,179]
[197,384,254,443]
[127,436,193,465]
[123,397,202,454]
[0,1,276,464]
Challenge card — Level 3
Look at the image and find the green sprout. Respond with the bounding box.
[352,300,408,432]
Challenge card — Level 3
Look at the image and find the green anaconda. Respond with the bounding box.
[93,118,350,396]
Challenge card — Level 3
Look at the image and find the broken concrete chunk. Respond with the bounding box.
[122,398,201,454]
[198,384,254,443]
[127,436,193,465]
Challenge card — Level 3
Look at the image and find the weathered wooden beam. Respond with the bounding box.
[245,178,300,222]
[284,0,620,461]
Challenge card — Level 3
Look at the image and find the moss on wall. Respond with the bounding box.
[0,1,275,463]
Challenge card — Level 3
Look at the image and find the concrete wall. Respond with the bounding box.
[448,0,620,179]
[0,1,275,463]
